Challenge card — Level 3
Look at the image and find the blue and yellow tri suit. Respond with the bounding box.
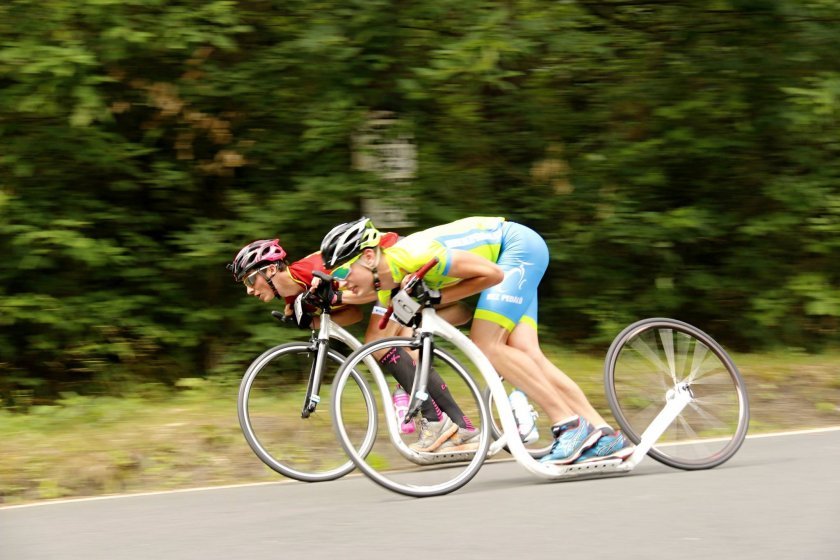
[379,217,550,332]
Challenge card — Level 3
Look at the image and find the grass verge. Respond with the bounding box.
[1,348,838,506]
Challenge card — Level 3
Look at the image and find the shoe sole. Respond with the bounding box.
[543,430,603,465]
[409,423,459,453]
[434,441,480,453]
[436,432,482,453]
[575,446,635,464]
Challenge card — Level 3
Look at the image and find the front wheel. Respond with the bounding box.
[331,337,492,498]
[605,318,749,470]
[238,342,377,482]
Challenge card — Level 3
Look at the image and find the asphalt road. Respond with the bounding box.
[3,428,839,560]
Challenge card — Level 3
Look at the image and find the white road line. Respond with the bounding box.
[659,424,840,447]
[744,425,840,439]
[3,425,839,511]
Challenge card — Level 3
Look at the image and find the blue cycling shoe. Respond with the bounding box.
[539,416,601,464]
[575,430,634,463]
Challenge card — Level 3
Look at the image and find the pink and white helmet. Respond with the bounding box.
[227,239,287,282]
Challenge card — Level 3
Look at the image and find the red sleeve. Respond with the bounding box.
[380,231,400,249]
[283,252,326,305]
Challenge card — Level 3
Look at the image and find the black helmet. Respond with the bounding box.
[320,217,382,269]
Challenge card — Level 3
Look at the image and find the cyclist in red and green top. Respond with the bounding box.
[226,237,477,453]
[322,216,633,464]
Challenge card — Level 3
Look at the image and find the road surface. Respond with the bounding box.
[2,428,838,560]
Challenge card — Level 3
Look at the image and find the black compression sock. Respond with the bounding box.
[384,347,471,429]
[378,347,439,422]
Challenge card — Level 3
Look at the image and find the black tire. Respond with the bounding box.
[605,318,749,470]
[331,337,491,498]
[238,342,377,482]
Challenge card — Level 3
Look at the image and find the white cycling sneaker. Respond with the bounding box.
[509,390,540,444]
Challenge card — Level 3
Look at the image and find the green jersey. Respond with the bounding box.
[378,216,506,306]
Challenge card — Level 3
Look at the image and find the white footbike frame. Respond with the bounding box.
[423,308,690,478]
[332,309,699,499]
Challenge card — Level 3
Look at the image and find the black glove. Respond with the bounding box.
[271,310,296,325]
[310,274,343,308]
[327,284,343,306]
[412,280,441,306]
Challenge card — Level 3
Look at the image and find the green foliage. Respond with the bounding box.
[1,0,839,399]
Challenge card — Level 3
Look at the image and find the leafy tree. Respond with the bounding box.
[1,0,838,401]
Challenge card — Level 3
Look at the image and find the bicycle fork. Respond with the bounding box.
[301,315,333,418]
[405,332,434,421]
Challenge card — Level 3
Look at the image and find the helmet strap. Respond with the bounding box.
[361,248,382,291]
[262,269,283,300]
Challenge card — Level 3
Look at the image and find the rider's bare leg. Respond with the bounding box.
[470,318,578,424]
[507,322,606,428]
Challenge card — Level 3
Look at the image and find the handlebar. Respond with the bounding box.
[312,270,333,283]
[378,257,439,329]
[308,270,338,312]
[271,310,294,324]
[271,270,339,326]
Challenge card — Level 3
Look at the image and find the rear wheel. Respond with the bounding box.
[605,318,749,470]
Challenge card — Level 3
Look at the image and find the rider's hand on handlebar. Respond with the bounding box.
[271,310,296,324]
[412,279,442,306]
[309,275,343,307]
[378,257,440,330]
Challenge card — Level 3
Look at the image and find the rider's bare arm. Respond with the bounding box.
[427,250,504,304]
[434,302,473,327]
[339,290,378,306]
[326,305,363,327]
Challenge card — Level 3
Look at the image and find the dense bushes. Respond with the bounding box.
[1,0,838,398]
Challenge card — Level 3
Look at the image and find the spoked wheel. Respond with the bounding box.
[238,342,377,482]
[483,386,552,459]
[331,337,492,498]
[605,318,749,470]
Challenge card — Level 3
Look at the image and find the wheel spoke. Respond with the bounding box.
[607,319,749,470]
[688,341,712,383]
[629,334,673,384]
[676,332,692,381]
[624,400,663,431]
[676,413,701,441]
[689,369,732,386]
[687,400,731,431]
[658,328,678,385]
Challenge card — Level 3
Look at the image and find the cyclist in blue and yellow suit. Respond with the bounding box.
[322,216,633,464]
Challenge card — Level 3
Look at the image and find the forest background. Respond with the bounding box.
[1,0,839,502]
